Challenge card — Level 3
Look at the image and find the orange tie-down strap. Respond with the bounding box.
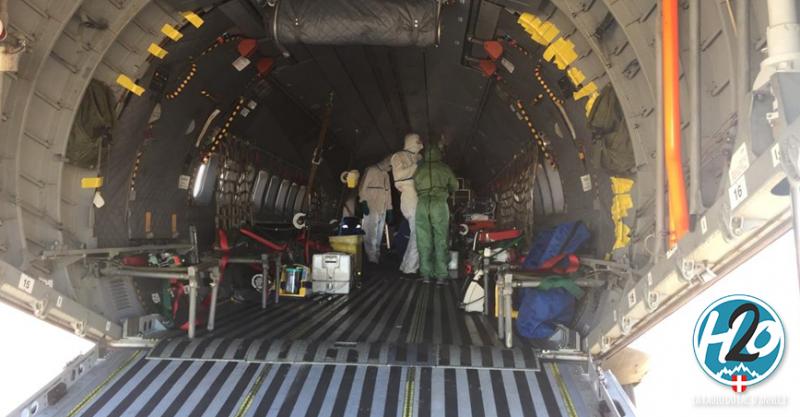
[531,253,580,275]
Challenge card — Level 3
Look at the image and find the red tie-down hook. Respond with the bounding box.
[479,60,497,78]
[237,38,258,57]
[472,40,504,78]
[256,57,274,77]
[483,40,503,61]
[236,38,275,78]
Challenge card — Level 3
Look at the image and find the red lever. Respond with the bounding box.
[479,60,497,77]
[483,40,504,61]
[237,38,257,57]
[257,57,274,77]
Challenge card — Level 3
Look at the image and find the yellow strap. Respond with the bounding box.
[518,13,560,46]
[566,67,586,87]
[543,38,578,70]
[611,195,633,220]
[613,222,632,250]
[610,177,635,249]
[147,43,168,59]
[161,24,183,41]
[116,74,145,96]
[81,177,103,189]
[182,11,204,28]
[573,81,598,101]
[610,177,635,194]
[584,92,600,116]
[573,82,599,116]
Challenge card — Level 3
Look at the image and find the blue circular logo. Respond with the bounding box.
[693,295,784,390]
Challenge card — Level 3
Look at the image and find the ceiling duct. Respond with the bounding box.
[263,0,441,49]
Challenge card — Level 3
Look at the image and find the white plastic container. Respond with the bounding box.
[311,253,353,294]
[448,251,459,271]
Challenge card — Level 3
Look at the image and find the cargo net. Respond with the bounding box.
[490,146,538,244]
[311,186,339,223]
[215,144,256,230]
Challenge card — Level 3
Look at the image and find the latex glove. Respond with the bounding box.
[385,209,395,224]
[359,201,370,216]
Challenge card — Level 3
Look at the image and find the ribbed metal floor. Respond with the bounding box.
[156,277,505,348]
[149,278,539,370]
[67,277,601,417]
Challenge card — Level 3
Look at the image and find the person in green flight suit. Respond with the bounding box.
[414,145,458,284]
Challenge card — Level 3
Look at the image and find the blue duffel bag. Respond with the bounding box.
[515,287,577,340]
[523,221,590,270]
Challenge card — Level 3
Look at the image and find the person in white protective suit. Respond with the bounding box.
[391,133,424,274]
[358,157,393,264]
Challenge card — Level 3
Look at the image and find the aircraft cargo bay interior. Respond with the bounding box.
[1,0,799,416]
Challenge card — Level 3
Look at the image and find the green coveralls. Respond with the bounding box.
[414,147,458,280]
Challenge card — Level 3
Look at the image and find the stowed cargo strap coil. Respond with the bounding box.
[263,0,441,48]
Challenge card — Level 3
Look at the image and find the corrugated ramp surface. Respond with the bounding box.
[70,355,595,417]
[150,337,540,370]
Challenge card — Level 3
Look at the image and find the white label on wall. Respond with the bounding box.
[771,143,782,167]
[500,57,515,74]
[232,56,251,71]
[105,321,111,332]
[700,216,708,235]
[178,175,191,190]
[18,274,35,294]
[56,296,63,308]
[580,174,592,192]
[728,143,750,183]
[627,289,637,308]
[728,175,748,209]
[647,272,653,286]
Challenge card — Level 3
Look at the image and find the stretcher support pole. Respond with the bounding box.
[261,254,269,310]
[207,267,220,332]
[188,266,198,339]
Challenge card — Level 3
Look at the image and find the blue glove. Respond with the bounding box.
[385,209,395,224]
[359,201,370,216]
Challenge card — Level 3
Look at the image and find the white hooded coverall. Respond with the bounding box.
[391,133,423,274]
[358,158,392,263]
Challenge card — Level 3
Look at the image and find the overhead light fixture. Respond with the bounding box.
[192,162,208,198]
[191,157,219,206]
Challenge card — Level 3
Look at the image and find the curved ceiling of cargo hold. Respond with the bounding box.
[1,0,765,277]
